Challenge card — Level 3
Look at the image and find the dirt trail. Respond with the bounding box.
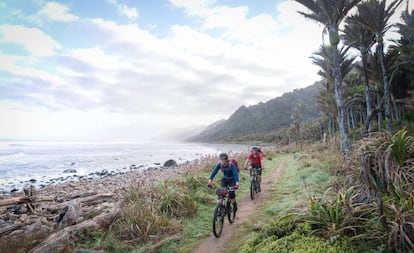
[192,159,287,253]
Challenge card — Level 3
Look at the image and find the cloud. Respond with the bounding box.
[0,0,328,141]
[117,4,139,19]
[0,25,61,57]
[37,2,78,22]
[1,1,321,125]
[108,0,139,20]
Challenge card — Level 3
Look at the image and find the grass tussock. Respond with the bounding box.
[112,178,197,244]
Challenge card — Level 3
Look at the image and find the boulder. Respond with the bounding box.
[58,200,79,229]
[63,169,77,173]
[163,159,178,168]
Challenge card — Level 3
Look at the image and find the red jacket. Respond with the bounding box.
[247,152,264,167]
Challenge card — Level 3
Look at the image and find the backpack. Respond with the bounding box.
[229,158,239,172]
[220,158,239,172]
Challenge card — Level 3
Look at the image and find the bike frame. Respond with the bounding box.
[249,167,261,199]
[211,185,236,237]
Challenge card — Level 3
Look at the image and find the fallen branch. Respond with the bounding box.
[46,193,114,212]
[146,234,182,252]
[29,201,120,253]
[0,196,30,207]
[0,196,56,207]
[0,223,24,236]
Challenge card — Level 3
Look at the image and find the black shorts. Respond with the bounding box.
[221,177,236,199]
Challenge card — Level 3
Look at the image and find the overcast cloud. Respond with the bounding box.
[0,0,412,142]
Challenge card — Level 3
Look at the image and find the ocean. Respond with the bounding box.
[0,141,248,194]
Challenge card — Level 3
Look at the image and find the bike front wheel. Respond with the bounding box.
[212,205,224,237]
[250,178,256,200]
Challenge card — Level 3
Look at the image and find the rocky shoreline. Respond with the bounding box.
[0,155,216,248]
[0,159,182,196]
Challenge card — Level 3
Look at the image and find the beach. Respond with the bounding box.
[0,142,247,245]
[0,141,247,194]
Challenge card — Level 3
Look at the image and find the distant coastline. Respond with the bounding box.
[0,141,248,194]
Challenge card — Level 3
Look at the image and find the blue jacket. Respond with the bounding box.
[209,162,239,183]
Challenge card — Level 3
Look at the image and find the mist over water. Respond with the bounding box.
[0,141,248,193]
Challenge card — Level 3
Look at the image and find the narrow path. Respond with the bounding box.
[192,159,287,253]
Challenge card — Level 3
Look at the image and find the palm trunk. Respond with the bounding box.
[376,83,382,131]
[361,51,373,135]
[329,25,351,156]
[377,36,391,132]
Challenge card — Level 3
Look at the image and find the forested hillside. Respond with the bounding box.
[189,82,321,142]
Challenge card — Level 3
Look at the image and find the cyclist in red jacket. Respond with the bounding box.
[243,146,264,192]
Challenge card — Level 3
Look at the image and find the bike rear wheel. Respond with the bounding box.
[212,205,224,237]
[227,200,236,223]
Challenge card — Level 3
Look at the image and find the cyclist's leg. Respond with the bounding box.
[257,167,262,191]
[227,178,237,212]
[220,177,227,188]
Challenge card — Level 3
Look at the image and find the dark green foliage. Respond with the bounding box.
[240,212,357,253]
[254,232,357,253]
[301,187,377,240]
[261,214,297,238]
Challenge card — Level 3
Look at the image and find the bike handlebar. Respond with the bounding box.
[209,185,237,191]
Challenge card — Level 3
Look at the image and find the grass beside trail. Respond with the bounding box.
[224,152,335,253]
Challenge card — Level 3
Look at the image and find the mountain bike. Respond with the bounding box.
[211,185,237,237]
[249,167,261,200]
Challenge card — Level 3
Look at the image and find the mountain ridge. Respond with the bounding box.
[188,82,322,142]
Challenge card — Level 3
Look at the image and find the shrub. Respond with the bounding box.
[301,187,376,241]
[158,184,198,218]
[261,214,298,238]
[254,232,357,253]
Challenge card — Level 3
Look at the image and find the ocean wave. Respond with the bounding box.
[0,151,26,161]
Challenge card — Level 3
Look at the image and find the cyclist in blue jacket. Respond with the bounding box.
[208,153,239,212]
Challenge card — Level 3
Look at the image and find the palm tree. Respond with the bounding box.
[391,8,414,113]
[350,0,404,132]
[342,18,376,135]
[295,0,361,156]
[311,45,336,137]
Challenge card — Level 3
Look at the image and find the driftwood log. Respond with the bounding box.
[46,193,114,212]
[0,196,30,207]
[0,196,56,207]
[28,201,120,253]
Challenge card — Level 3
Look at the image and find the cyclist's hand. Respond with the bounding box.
[207,180,213,188]
[233,183,239,189]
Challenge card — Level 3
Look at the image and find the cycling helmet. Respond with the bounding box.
[251,146,260,152]
[219,153,228,160]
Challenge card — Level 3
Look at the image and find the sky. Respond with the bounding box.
[0,0,412,143]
